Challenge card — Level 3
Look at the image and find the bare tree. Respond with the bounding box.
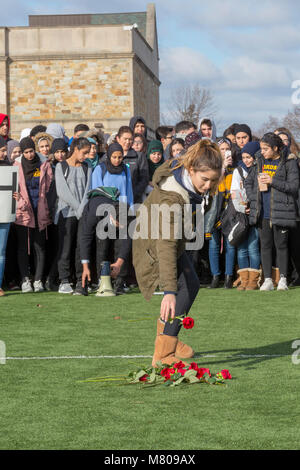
[283,106,300,139]
[165,84,218,128]
[255,115,281,138]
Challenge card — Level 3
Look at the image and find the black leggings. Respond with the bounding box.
[163,251,200,337]
[15,224,46,281]
[258,218,289,278]
[57,215,83,282]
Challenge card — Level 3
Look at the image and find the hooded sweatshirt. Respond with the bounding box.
[199,117,217,142]
[129,116,147,139]
[0,114,11,142]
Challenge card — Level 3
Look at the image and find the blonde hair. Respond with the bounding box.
[172,139,223,173]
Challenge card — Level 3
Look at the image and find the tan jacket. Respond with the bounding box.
[132,161,191,301]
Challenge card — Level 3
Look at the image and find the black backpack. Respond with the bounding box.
[220,167,249,247]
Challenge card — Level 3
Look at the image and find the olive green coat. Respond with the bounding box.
[132,161,193,301]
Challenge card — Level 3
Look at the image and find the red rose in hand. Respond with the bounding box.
[221,369,232,380]
[182,317,194,329]
[139,374,149,382]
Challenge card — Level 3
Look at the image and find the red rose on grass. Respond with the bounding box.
[178,368,187,376]
[174,361,185,369]
[196,368,211,379]
[221,369,232,380]
[189,362,199,371]
[161,368,171,381]
[139,374,149,382]
[182,317,194,329]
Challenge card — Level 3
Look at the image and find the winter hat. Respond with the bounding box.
[184,131,201,149]
[50,138,68,154]
[241,141,260,157]
[234,124,252,140]
[20,136,35,153]
[147,140,163,159]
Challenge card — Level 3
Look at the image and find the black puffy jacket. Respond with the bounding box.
[244,148,299,228]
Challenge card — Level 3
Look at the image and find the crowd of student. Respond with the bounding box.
[0,111,299,297]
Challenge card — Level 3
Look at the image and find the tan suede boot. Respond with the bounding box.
[156,319,194,359]
[237,269,249,291]
[152,334,180,367]
[272,267,280,287]
[246,269,260,290]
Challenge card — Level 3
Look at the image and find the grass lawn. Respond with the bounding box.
[0,287,299,450]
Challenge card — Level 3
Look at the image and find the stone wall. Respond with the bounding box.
[132,58,159,133]
[9,57,133,137]
[0,21,160,139]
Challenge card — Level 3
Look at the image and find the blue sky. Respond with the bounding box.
[2,0,300,134]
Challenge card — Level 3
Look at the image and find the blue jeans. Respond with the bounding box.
[237,227,260,269]
[209,229,236,276]
[0,223,10,288]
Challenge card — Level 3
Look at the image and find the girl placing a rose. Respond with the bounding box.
[133,139,223,366]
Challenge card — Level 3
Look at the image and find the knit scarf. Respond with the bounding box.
[21,154,41,180]
[86,153,100,171]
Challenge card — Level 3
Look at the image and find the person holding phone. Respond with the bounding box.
[244,133,299,291]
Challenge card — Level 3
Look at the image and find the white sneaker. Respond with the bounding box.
[21,278,33,293]
[260,278,274,291]
[277,276,288,291]
[58,282,74,294]
[33,280,44,293]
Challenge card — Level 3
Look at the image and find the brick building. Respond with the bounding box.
[0,3,160,139]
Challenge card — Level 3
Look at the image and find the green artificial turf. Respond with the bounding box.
[0,288,299,450]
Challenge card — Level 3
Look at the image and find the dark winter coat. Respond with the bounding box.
[244,148,299,228]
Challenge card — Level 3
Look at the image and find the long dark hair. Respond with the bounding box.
[260,132,285,153]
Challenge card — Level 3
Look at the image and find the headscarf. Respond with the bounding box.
[7,140,20,163]
[20,128,32,140]
[105,143,126,175]
[147,140,164,179]
[46,123,68,142]
[234,124,252,141]
[85,137,100,171]
[0,136,9,165]
[20,137,40,180]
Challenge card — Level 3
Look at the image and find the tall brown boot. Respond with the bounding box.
[237,269,249,291]
[272,267,280,287]
[156,319,194,359]
[246,269,260,290]
[152,334,181,367]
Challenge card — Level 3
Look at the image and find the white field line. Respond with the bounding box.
[0,353,290,361]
